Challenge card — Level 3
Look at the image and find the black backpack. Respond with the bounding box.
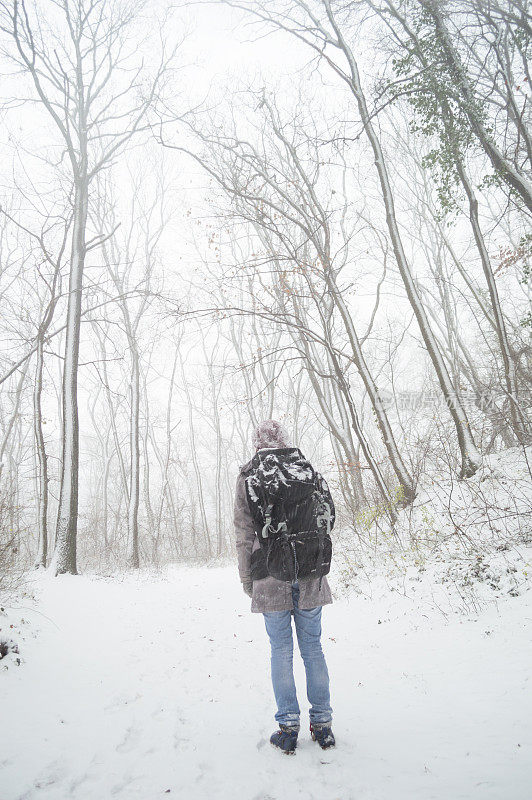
[244,447,334,585]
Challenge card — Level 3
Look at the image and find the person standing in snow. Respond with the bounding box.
[234,419,335,754]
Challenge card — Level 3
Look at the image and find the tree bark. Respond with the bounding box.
[33,336,48,568]
[127,345,140,568]
[53,181,88,575]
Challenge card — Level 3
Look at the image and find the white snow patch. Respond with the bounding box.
[2,561,531,800]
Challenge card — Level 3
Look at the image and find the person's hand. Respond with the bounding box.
[242,580,253,597]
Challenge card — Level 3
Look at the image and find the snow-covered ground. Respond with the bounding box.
[2,562,531,800]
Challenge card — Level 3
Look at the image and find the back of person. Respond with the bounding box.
[233,419,336,754]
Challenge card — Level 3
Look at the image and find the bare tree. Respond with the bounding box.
[420,0,532,213]
[164,92,419,505]
[373,0,530,441]
[0,0,174,573]
[93,164,169,567]
[217,0,481,478]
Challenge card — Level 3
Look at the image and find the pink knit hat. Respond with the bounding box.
[252,419,290,451]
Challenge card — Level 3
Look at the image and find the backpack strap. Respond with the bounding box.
[316,498,332,591]
[261,503,274,538]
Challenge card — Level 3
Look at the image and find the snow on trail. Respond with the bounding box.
[2,565,531,800]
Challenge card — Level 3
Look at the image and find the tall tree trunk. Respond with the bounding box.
[128,345,140,568]
[214,399,224,557]
[179,351,212,558]
[53,180,88,575]
[142,382,156,543]
[289,319,368,511]
[204,340,225,557]
[87,388,112,555]
[102,449,110,554]
[229,317,259,429]
[98,332,129,504]
[33,336,48,568]
[159,350,180,562]
[292,293,397,519]
[326,366,367,507]
[331,350,397,524]
[421,286,516,449]
[324,272,417,503]
[454,158,527,440]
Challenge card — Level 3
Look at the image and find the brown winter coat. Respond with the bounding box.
[233,459,333,613]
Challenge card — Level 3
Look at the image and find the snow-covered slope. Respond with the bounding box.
[334,445,532,615]
[2,562,531,800]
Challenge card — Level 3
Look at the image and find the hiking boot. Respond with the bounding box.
[310,723,335,749]
[270,725,298,754]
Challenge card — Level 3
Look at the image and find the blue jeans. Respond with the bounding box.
[263,581,332,731]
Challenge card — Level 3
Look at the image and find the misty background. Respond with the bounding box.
[0,0,530,582]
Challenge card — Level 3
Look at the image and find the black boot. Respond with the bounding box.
[310,722,335,749]
[270,724,298,754]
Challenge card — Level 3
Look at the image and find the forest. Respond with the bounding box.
[0,1,531,798]
[0,0,530,579]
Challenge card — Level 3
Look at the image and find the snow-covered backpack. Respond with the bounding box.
[244,447,334,585]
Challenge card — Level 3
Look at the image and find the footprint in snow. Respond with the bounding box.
[32,760,64,791]
[116,724,142,754]
[104,692,141,712]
